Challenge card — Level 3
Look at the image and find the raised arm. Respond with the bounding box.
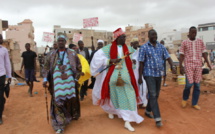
[91,36,95,51]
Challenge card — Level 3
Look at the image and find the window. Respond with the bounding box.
[208,27,213,31]
[202,27,208,31]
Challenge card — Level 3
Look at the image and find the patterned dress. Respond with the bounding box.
[53,52,76,105]
[51,52,76,130]
[43,49,81,131]
[91,45,143,123]
[180,38,206,83]
[103,45,136,111]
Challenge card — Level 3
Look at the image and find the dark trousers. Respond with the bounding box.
[144,76,162,121]
[80,80,88,98]
[88,77,96,89]
[0,75,6,118]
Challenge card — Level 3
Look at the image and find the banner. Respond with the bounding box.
[73,33,83,43]
[42,32,54,43]
[83,17,99,28]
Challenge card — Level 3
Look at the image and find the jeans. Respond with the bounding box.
[183,77,200,105]
[0,75,6,118]
[144,76,162,121]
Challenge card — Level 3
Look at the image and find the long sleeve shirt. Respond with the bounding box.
[0,45,12,78]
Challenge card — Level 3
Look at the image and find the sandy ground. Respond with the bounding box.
[0,78,215,134]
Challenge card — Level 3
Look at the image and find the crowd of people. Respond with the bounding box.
[0,26,212,134]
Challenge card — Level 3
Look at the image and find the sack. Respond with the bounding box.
[4,82,10,98]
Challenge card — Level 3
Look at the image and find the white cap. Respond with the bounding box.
[97,39,104,44]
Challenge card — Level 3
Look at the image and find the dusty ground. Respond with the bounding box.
[0,78,215,134]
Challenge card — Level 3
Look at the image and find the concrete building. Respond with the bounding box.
[161,30,177,47]
[198,22,215,50]
[53,25,113,48]
[1,39,22,76]
[0,19,8,34]
[125,23,153,45]
[161,28,188,51]
[6,19,36,53]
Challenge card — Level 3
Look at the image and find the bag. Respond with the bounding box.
[4,82,10,98]
[202,68,209,75]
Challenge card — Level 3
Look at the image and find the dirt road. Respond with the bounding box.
[0,79,215,134]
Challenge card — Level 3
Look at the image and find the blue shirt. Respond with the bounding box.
[138,41,170,77]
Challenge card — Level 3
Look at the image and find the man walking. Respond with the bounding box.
[88,38,104,89]
[160,40,169,87]
[180,26,211,110]
[131,37,148,108]
[138,29,175,127]
[0,34,11,125]
[43,35,82,134]
[77,40,90,100]
[91,28,143,132]
[20,43,37,97]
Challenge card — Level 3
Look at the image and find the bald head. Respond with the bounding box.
[78,40,84,50]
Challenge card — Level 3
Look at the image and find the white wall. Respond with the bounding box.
[197,30,215,45]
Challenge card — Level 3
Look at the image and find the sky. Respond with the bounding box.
[0,0,215,47]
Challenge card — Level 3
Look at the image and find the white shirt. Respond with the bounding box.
[0,45,12,78]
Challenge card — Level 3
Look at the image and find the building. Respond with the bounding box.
[161,28,188,51]
[125,23,153,45]
[198,22,215,50]
[6,19,36,53]
[53,25,113,48]
[161,30,177,47]
[1,39,22,76]
[0,19,8,34]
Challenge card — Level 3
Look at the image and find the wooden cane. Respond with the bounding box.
[44,87,49,124]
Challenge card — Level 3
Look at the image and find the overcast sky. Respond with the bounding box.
[0,0,214,46]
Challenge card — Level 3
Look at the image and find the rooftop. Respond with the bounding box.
[198,22,215,27]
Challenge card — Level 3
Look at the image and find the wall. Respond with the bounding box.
[6,19,35,54]
[53,25,113,48]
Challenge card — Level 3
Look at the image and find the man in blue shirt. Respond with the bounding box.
[138,29,175,127]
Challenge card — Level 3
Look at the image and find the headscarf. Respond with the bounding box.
[131,37,139,43]
[57,35,67,41]
[97,39,104,44]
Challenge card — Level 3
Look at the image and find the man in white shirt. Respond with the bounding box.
[0,34,12,125]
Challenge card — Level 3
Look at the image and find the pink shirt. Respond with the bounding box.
[180,38,206,83]
[0,45,12,78]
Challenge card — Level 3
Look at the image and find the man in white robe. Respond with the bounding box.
[131,37,148,107]
[90,28,143,132]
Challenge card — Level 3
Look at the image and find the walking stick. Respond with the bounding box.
[44,87,49,124]
[94,52,133,77]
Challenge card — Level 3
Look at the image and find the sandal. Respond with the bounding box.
[163,83,168,87]
[56,129,64,134]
